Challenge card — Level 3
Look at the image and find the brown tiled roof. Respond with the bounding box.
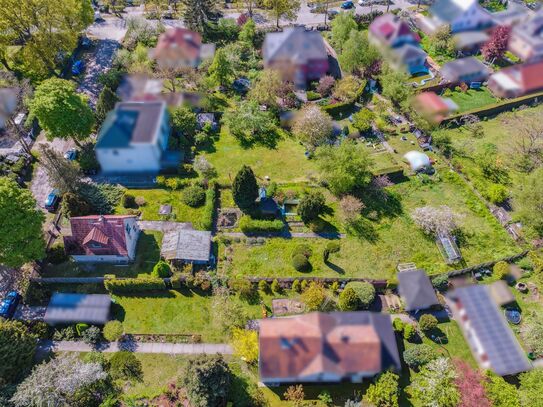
[154,28,202,60]
[64,215,136,257]
[259,312,400,382]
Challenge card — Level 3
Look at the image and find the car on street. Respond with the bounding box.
[0,291,20,319]
[327,9,340,19]
[63,149,77,161]
[45,189,61,212]
[341,1,355,9]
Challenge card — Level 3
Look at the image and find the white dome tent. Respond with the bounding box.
[404,151,432,173]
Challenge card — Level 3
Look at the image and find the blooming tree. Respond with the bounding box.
[292,105,333,149]
[411,205,462,235]
[408,357,460,407]
[482,26,512,62]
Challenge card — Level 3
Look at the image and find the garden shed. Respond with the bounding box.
[44,293,111,325]
[161,229,212,265]
[397,269,439,312]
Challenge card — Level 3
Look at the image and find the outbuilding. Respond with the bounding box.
[44,293,111,325]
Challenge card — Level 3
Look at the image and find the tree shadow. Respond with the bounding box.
[426,327,449,345]
[360,189,403,220]
[111,303,125,322]
[324,260,345,275]
[346,218,379,243]
[238,129,282,150]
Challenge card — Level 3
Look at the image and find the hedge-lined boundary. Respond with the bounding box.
[197,182,218,231]
[442,91,543,125]
[238,216,285,233]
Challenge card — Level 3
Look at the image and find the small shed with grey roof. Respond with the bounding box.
[44,293,111,325]
[398,269,439,311]
[161,229,212,264]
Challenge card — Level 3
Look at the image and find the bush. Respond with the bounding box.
[81,326,101,345]
[403,344,439,369]
[109,351,143,381]
[292,279,301,293]
[258,280,270,293]
[198,182,217,230]
[103,321,124,342]
[228,278,254,300]
[485,183,509,204]
[338,287,360,311]
[403,324,416,341]
[297,191,326,224]
[301,282,326,311]
[239,216,284,233]
[306,91,322,101]
[393,318,405,333]
[418,314,438,332]
[330,281,339,294]
[292,244,313,259]
[61,192,92,217]
[271,279,281,293]
[493,261,510,280]
[292,254,311,272]
[431,273,449,292]
[47,243,67,264]
[323,241,340,262]
[122,193,136,208]
[152,260,171,278]
[104,277,166,293]
[135,196,146,207]
[182,185,206,207]
[345,282,375,309]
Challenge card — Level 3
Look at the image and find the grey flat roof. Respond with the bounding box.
[44,293,111,325]
[398,269,439,311]
[161,229,212,262]
[453,285,531,376]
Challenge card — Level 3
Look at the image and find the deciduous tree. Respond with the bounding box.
[483,371,520,407]
[482,25,511,62]
[231,328,258,364]
[339,30,379,74]
[262,0,301,28]
[330,12,357,52]
[248,69,283,108]
[0,320,37,384]
[292,105,333,149]
[453,359,490,407]
[297,190,326,224]
[519,369,543,407]
[0,177,45,267]
[365,371,400,407]
[411,205,461,236]
[339,195,365,225]
[223,101,278,147]
[514,167,543,235]
[408,357,460,407]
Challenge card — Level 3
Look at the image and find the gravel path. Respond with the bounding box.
[138,221,194,233]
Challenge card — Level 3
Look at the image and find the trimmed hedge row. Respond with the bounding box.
[197,182,217,230]
[239,216,284,233]
[104,277,166,293]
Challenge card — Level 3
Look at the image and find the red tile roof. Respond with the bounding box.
[64,215,136,257]
[515,61,543,93]
[154,28,202,61]
[415,92,450,113]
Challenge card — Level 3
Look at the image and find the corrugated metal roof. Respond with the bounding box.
[161,229,211,262]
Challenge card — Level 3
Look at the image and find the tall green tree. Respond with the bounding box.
[297,190,326,224]
[519,368,543,407]
[0,320,38,384]
[29,78,95,146]
[232,165,258,213]
[180,0,217,34]
[292,104,333,149]
[365,371,400,407]
[222,101,278,147]
[208,48,234,87]
[339,30,380,74]
[170,105,198,140]
[316,140,373,196]
[178,355,231,407]
[262,0,301,28]
[0,177,45,267]
[238,18,256,46]
[379,65,413,109]
[0,0,93,80]
[408,357,460,407]
[95,86,119,124]
[483,371,520,407]
[330,12,357,52]
[38,144,82,194]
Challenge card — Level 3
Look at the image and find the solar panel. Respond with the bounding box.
[457,285,531,376]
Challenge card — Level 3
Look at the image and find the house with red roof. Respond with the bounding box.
[63,215,140,263]
[151,28,215,69]
[369,14,420,49]
[488,61,543,98]
[412,92,458,124]
[259,312,400,384]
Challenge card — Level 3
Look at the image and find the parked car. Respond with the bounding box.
[327,9,339,19]
[63,149,77,161]
[45,189,61,212]
[0,291,20,319]
[341,1,354,9]
[358,0,368,4]
[71,60,85,76]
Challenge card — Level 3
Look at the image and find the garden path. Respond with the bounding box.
[222,231,346,239]
[37,340,232,355]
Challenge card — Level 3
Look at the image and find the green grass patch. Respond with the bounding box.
[446,87,498,113]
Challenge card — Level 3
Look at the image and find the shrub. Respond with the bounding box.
[345,281,375,309]
[122,193,136,208]
[485,183,509,204]
[418,314,438,332]
[393,318,405,333]
[228,278,254,300]
[104,277,166,293]
[297,191,326,224]
[182,185,206,207]
[152,260,171,278]
[271,279,281,293]
[300,280,308,292]
[338,287,360,311]
[292,254,311,272]
[109,351,143,381]
[306,91,322,101]
[301,282,327,311]
[403,344,439,369]
[258,280,270,293]
[238,216,284,233]
[330,281,339,294]
[493,261,510,280]
[81,326,101,345]
[292,279,301,293]
[403,324,416,341]
[326,241,340,253]
[431,273,449,292]
[103,321,124,342]
[135,196,146,207]
[198,182,217,230]
[47,243,67,264]
[292,244,313,259]
[317,75,335,96]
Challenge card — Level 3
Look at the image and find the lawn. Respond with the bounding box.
[446,87,498,113]
[114,188,207,228]
[222,172,520,279]
[43,231,163,278]
[200,130,318,184]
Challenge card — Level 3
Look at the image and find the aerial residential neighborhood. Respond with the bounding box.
[2,0,543,406]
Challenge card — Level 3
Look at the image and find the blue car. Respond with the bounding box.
[45,189,60,212]
[341,1,354,8]
[0,291,20,319]
[72,60,85,76]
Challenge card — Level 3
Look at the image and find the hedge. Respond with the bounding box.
[104,277,166,293]
[197,182,217,230]
[239,216,284,233]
